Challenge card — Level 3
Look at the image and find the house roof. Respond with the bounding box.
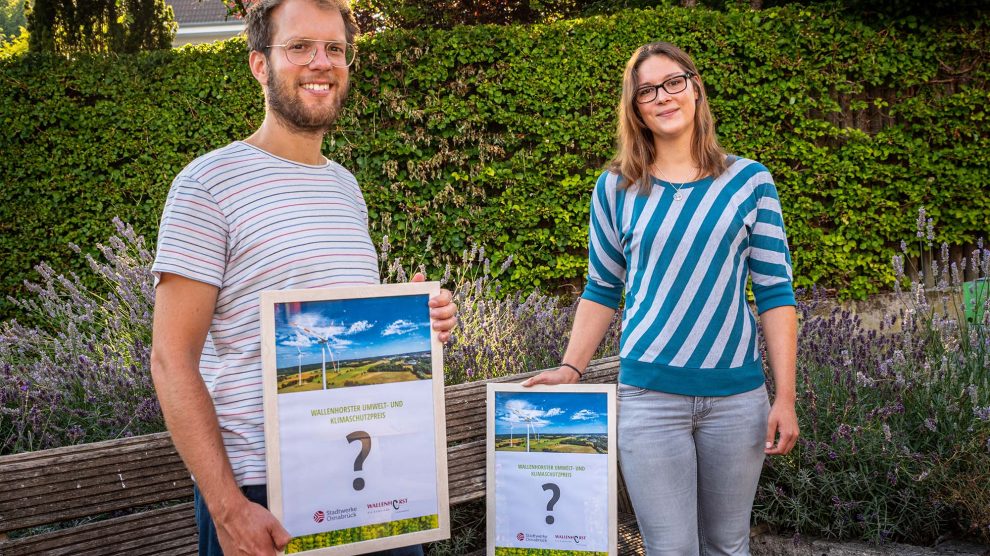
[166,0,240,26]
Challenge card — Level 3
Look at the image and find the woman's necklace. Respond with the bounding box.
[654,166,686,201]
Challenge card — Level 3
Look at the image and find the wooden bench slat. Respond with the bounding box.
[3,466,193,516]
[0,502,195,555]
[0,455,189,506]
[1,484,194,533]
[0,433,176,471]
[23,523,198,556]
[87,524,199,556]
[0,445,185,487]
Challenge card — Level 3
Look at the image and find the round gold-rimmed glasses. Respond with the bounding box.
[267,38,357,67]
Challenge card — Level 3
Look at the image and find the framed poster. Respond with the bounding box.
[260,283,450,555]
[486,383,617,556]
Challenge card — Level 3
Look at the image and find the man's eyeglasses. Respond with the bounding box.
[635,73,694,104]
[267,39,357,67]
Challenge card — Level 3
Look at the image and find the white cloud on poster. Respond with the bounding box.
[382,319,420,336]
[571,409,599,421]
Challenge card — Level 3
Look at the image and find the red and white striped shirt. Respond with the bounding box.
[152,141,380,485]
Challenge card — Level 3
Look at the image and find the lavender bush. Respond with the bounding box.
[755,210,990,544]
[0,218,161,454]
[1,224,619,455]
[3,211,987,548]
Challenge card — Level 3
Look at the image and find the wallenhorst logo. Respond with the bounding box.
[313,510,325,523]
[554,534,587,544]
[367,497,408,510]
[516,533,525,541]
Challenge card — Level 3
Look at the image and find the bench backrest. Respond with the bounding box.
[0,357,622,550]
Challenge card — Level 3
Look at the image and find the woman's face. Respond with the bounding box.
[634,55,699,144]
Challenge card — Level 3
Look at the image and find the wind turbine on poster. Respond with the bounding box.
[509,409,537,452]
[295,325,338,389]
[295,346,303,385]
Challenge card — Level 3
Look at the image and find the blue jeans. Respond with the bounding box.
[193,484,424,556]
[617,383,769,556]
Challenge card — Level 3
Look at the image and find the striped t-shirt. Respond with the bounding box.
[151,141,380,486]
[582,157,795,397]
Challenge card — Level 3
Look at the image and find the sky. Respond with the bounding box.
[494,392,608,435]
[273,293,431,370]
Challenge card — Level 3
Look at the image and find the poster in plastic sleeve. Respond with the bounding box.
[260,283,450,555]
[486,383,617,556]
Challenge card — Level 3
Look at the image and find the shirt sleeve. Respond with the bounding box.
[748,173,796,314]
[151,174,229,288]
[581,172,626,309]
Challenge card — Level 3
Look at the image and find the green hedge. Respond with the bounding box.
[1,5,988,317]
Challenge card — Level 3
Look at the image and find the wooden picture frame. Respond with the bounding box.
[260,282,450,555]
[486,383,618,556]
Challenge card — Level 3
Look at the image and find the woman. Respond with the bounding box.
[523,42,799,555]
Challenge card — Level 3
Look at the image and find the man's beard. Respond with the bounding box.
[267,69,349,134]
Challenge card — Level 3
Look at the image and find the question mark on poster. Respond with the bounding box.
[542,483,560,525]
[346,431,371,490]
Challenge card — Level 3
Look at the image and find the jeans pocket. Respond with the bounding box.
[617,383,649,398]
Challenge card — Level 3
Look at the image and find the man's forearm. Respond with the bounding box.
[152,361,243,511]
[150,273,247,517]
[151,352,289,552]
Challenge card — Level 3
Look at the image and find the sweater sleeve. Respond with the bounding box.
[748,174,796,314]
[581,172,626,309]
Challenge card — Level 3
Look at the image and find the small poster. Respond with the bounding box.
[260,283,450,555]
[486,383,617,556]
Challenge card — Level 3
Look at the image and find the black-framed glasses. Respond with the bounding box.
[635,73,694,104]
[267,39,357,67]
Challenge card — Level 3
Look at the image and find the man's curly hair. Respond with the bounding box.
[245,0,359,53]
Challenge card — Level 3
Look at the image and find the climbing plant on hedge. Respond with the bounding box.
[0,5,987,318]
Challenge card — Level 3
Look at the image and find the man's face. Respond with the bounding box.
[263,0,351,134]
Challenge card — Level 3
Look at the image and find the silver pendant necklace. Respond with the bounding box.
[655,166,685,201]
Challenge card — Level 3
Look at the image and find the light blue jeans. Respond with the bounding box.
[617,383,769,556]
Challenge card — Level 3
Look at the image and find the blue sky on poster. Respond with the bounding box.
[274,294,431,369]
[494,392,607,435]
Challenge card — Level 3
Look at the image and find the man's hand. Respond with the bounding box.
[412,272,457,343]
[214,496,292,555]
[764,399,799,455]
[521,366,581,387]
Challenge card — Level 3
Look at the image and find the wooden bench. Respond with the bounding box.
[0,356,643,555]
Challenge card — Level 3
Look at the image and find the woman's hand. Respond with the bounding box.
[521,366,582,387]
[765,398,799,455]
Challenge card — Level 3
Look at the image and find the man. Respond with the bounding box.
[149,0,457,554]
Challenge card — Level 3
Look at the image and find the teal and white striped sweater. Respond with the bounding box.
[582,157,796,397]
